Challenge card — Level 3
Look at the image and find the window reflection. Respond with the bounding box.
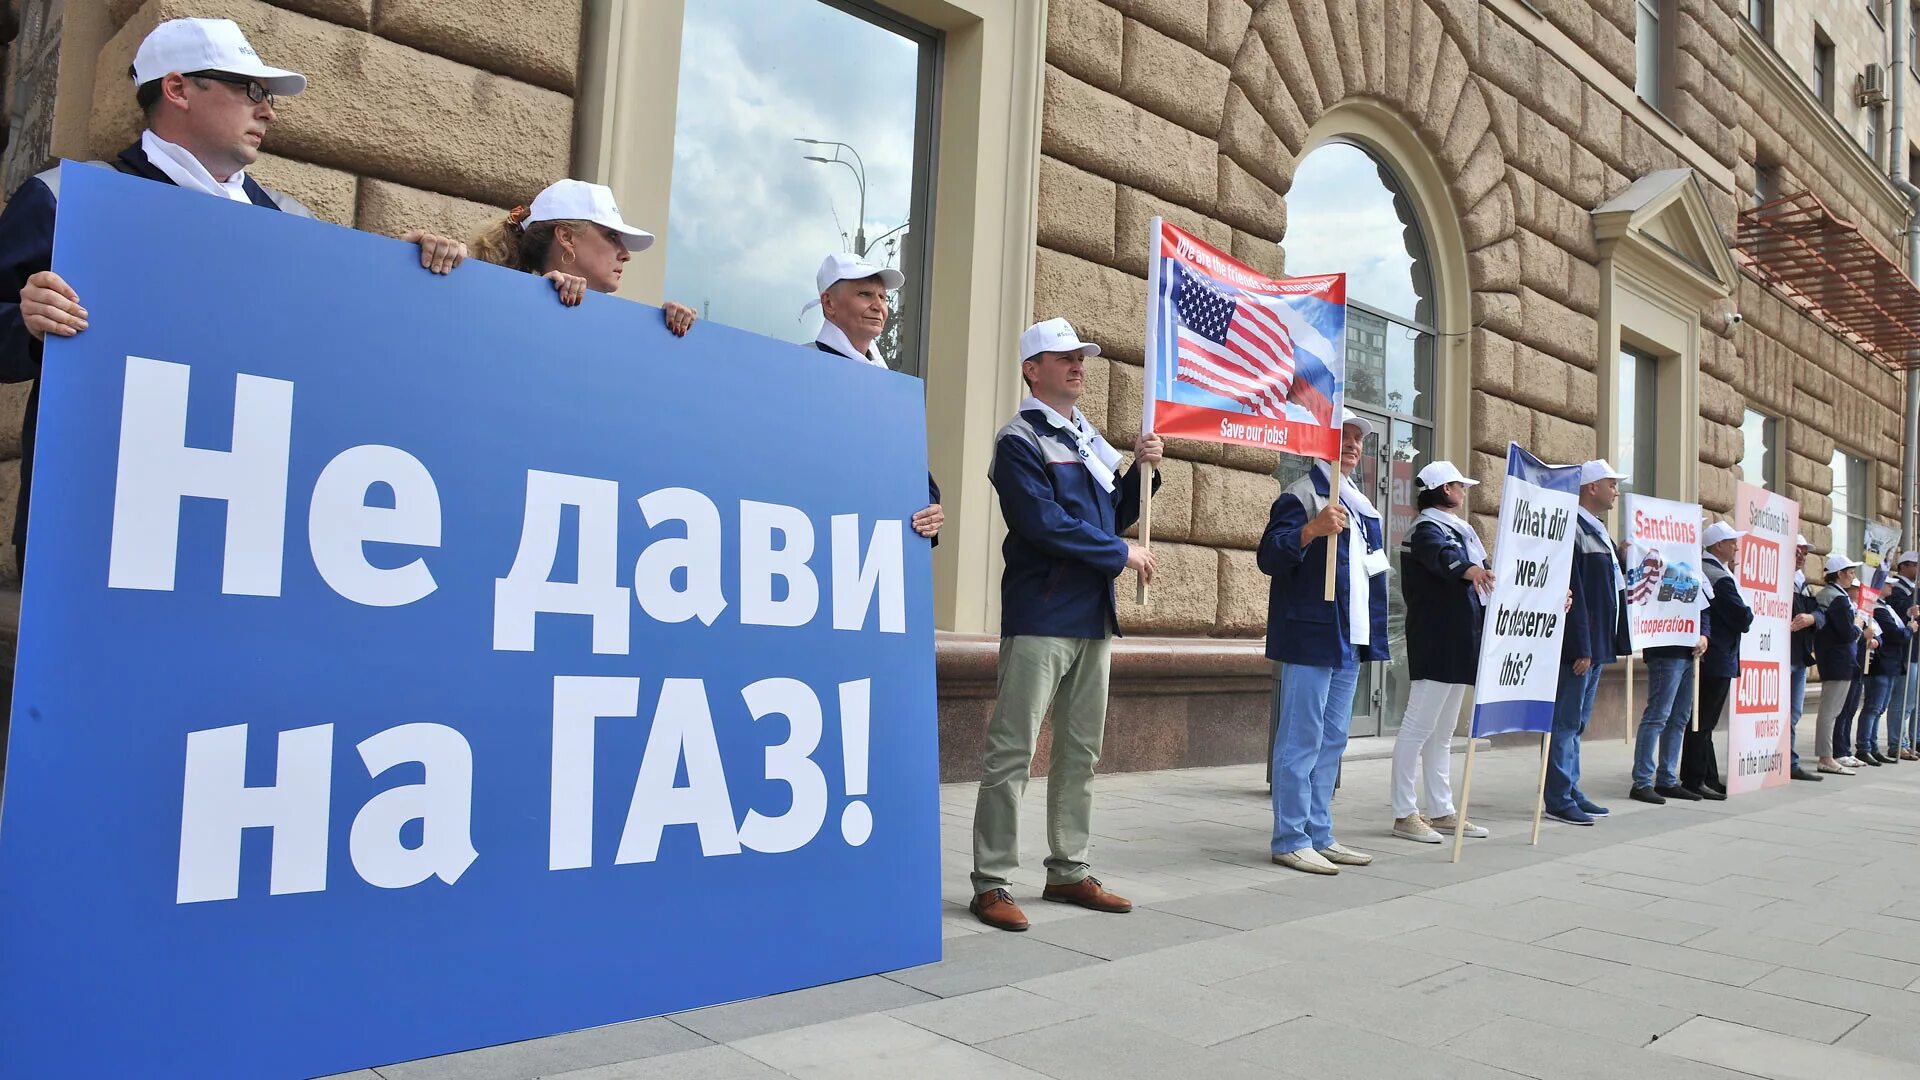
[664,0,935,373]
[1283,141,1434,328]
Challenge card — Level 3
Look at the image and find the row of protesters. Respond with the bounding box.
[0,18,473,581]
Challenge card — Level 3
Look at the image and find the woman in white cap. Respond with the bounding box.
[471,179,696,334]
[1813,552,1866,774]
[1390,461,1492,845]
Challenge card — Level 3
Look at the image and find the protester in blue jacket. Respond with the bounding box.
[0,18,467,580]
[967,317,1160,932]
[1389,460,1492,845]
[1814,553,1865,775]
[1259,410,1388,875]
[1857,580,1909,766]
[1678,522,1756,799]
[1546,460,1631,826]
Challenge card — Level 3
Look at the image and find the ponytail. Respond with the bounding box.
[471,204,569,273]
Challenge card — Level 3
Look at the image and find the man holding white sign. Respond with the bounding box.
[1679,522,1755,800]
[1546,461,1632,826]
[1622,494,1708,806]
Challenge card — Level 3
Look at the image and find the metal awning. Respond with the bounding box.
[1734,190,1920,369]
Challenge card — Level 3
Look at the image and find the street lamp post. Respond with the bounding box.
[795,137,867,256]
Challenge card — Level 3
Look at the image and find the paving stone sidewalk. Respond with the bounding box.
[344,732,1920,1079]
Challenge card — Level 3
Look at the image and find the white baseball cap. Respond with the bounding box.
[1826,552,1862,575]
[1703,522,1746,547]
[1415,460,1477,489]
[816,252,903,293]
[1340,407,1373,441]
[1796,533,1811,547]
[1578,459,1628,486]
[1019,318,1100,362]
[132,18,307,96]
[525,180,654,252]
[1899,550,1919,566]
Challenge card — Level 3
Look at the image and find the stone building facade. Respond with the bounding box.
[2,0,1912,777]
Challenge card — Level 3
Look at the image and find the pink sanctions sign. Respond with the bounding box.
[1731,482,1797,794]
[1142,218,1346,460]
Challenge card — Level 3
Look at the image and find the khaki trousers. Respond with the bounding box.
[969,634,1113,894]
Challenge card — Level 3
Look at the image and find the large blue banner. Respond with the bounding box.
[0,166,941,1078]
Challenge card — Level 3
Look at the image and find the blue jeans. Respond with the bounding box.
[1633,657,1692,789]
[1887,670,1913,750]
[1859,673,1895,756]
[1547,662,1602,813]
[1272,662,1360,854]
[1789,665,1807,768]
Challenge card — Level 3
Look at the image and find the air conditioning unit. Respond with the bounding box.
[1859,63,1890,106]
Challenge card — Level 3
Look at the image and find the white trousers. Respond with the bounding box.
[1391,679,1466,819]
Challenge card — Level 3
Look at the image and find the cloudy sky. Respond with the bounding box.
[1281,142,1431,327]
[662,0,924,345]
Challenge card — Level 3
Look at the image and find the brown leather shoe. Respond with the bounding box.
[1041,876,1133,913]
[969,888,1030,931]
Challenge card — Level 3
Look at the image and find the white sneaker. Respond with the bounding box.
[1273,847,1339,875]
[1840,756,1865,768]
[1318,843,1374,866]
[1426,814,1489,839]
[1393,815,1443,844]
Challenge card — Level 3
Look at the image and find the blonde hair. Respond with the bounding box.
[471,204,587,274]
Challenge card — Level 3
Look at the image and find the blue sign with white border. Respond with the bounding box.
[0,165,941,1078]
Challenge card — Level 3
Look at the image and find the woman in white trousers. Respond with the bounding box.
[1391,462,1493,844]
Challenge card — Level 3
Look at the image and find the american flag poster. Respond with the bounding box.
[1142,218,1346,460]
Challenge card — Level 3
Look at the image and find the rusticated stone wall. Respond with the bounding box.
[1036,0,1910,652]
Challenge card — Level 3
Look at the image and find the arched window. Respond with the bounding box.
[1275,140,1440,740]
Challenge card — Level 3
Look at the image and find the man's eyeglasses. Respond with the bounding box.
[187,71,275,106]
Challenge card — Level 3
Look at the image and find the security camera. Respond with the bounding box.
[1727,312,1744,325]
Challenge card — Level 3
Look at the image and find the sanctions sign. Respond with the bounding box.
[1729,482,1796,794]
[1622,494,1703,651]
[0,167,941,1077]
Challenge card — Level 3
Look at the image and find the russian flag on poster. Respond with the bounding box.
[1470,444,1583,738]
[1141,218,1346,461]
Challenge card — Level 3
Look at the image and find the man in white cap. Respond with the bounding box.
[811,252,941,542]
[967,317,1161,931]
[1677,521,1755,800]
[1545,460,1631,826]
[0,17,468,577]
[1259,409,1389,874]
[1886,551,1920,760]
[1813,552,1867,774]
[1787,534,1824,780]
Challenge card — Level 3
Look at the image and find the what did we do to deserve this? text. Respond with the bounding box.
[92,354,918,907]
[1490,497,1571,687]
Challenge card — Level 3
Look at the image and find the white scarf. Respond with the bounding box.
[1579,507,1627,594]
[141,130,252,204]
[814,321,889,369]
[1418,506,1487,567]
[1316,462,1380,646]
[1020,395,1121,492]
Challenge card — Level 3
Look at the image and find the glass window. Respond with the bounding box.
[663,0,938,375]
[1637,0,1666,108]
[1869,104,1885,165]
[1282,141,1434,329]
[1747,0,1771,38]
[1753,164,1782,206]
[1815,30,1836,110]
[1831,448,1869,559]
[1739,409,1777,491]
[1618,347,1659,496]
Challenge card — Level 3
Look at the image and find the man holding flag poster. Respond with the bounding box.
[1258,409,1388,875]
[1452,445,1581,858]
[1621,495,1708,805]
